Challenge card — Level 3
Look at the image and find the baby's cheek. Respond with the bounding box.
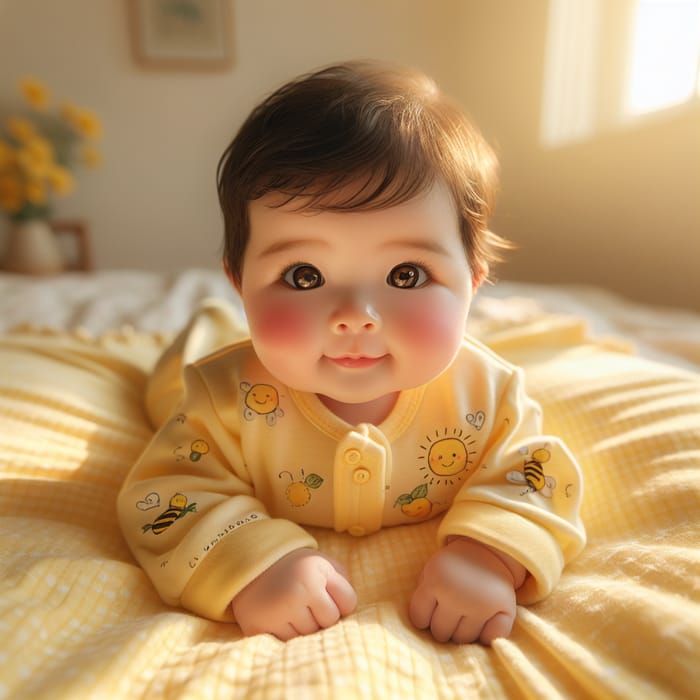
[250,299,316,347]
[395,297,466,350]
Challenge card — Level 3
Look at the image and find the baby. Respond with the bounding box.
[118,61,585,645]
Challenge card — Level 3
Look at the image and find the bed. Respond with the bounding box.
[1,269,698,699]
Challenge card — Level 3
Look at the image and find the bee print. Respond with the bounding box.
[507,447,556,498]
[279,470,324,507]
[240,382,285,426]
[142,493,197,534]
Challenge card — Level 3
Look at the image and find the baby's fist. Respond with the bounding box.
[232,548,357,640]
[409,538,520,645]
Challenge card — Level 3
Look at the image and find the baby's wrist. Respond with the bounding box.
[445,535,527,589]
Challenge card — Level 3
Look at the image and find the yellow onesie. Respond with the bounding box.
[118,332,585,623]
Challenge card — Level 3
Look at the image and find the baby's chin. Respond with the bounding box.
[315,388,404,425]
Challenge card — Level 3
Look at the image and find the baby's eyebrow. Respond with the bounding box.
[258,238,330,257]
[381,238,452,257]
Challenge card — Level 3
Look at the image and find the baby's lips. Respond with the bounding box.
[326,354,388,369]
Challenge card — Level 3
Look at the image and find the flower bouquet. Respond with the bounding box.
[0,78,102,273]
[0,77,102,221]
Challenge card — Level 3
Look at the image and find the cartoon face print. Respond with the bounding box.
[395,484,433,519]
[240,382,285,426]
[141,493,197,534]
[429,438,467,475]
[418,428,476,485]
[507,446,556,498]
[278,469,324,507]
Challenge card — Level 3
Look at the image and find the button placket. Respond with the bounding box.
[333,424,390,536]
[352,467,371,484]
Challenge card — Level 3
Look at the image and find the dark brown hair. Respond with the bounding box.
[217,61,509,284]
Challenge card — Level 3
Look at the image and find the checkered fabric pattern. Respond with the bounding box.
[0,313,698,699]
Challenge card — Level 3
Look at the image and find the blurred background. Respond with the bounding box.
[1,0,698,310]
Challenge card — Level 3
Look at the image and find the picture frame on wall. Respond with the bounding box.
[128,0,232,71]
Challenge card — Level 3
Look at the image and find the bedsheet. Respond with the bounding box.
[2,269,699,372]
[1,307,698,699]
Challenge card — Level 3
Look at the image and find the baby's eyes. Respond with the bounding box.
[282,264,325,289]
[387,263,430,289]
[281,262,430,290]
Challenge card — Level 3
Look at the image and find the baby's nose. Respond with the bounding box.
[330,299,381,334]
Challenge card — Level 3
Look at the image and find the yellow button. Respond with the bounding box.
[352,467,371,484]
[344,448,362,464]
[348,525,365,536]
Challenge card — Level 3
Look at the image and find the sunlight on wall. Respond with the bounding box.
[626,0,700,115]
[540,0,600,146]
[541,0,700,146]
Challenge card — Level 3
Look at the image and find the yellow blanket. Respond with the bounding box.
[1,315,698,699]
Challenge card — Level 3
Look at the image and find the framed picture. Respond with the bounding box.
[51,220,93,272]
[128,0,232,70]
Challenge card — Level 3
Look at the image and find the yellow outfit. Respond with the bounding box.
[118,330,585,623]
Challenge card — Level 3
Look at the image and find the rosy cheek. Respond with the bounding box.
[248,297,316,347]
[393,296,464,350]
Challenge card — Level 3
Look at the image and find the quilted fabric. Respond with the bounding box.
[0,315,698,699]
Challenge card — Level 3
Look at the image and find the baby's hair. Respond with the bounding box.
[217,60,510,284]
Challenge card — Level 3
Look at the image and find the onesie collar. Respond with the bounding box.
[288,385,426,443]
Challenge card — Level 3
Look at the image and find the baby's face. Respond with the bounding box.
[236,181,475,409]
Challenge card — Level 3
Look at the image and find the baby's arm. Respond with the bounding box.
[118,361,335,629]
[231,548,357,640]
[409,537,526,645]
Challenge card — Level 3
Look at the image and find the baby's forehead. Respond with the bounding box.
[251,171,446,214]
[247,181,464,251]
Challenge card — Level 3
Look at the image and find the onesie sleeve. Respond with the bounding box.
[437,368,586,604]
[117,362,317,622]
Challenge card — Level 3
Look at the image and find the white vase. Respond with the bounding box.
[3,219,64,275]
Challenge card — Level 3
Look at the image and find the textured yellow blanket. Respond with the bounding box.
[1,314,698,699]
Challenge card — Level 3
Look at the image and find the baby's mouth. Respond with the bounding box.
[326,354,387,369]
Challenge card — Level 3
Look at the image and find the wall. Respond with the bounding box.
[1,0,698,310]
[0,0,463,272]
[448,0,700,311]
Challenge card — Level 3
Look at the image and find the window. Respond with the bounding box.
[541,0,700,147]
[625,0,700,116]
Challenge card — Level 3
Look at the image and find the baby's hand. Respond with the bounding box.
[409,538,524,645]
[231,548,357,640]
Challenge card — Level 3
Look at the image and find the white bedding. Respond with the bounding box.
[1,269,699,372]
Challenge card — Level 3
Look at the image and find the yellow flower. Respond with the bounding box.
[19,77,50,111]
[47,165,75,195]
[62,103,103,140]
[82,145,102,168]
[25,178,47,206]
[0,173,25,213]
[16,137,55,178]
[1,78,104,217]
[0,140,16,171]
[77,109,102,140]
[6,117,37,144]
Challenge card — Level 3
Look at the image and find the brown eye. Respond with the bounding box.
[283,264,324,289]
[387,264,429,288]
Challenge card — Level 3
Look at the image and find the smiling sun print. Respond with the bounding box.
[418,428,476,486]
